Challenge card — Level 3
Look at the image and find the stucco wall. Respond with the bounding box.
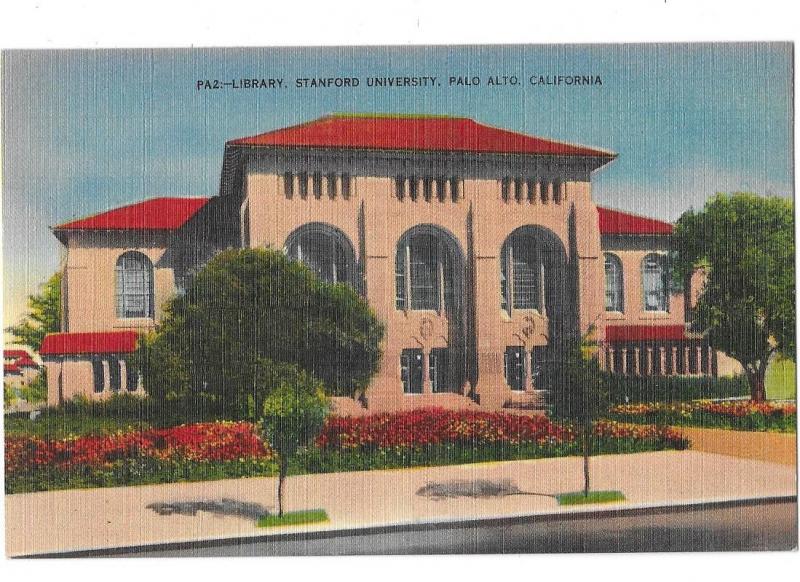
[61,231,176,333]
[44,356,143,406]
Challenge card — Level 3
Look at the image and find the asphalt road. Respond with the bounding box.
[92,498,797,557]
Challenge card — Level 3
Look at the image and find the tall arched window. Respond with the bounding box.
[604,253,624,312]
[395,228,456,312]
[116,251,154,319]
[642,253,669,312]
[285,224,354,286]
[500,231,545,313]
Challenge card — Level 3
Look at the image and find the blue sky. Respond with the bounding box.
[2,43,793,330]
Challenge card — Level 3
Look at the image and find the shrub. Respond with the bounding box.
[608,400,796,432]
[135,248,384,420]
[604,374,749,404]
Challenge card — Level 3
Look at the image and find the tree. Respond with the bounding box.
[135,248,384,419]
[549,326,611,497]
[6,272,62,352]
[672,193,794,401]
[260,368,329,517]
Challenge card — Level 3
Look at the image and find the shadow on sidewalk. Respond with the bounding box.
[416,479,554,500]
[147,499,271,521]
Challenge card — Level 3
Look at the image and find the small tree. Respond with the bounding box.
[260,368,329,517]
[6,272,62,352]
[672,193,795,401]
[549,328,610,497]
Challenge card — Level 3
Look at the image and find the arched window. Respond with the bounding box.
[395,228,456,312]
[285,224,354,286]
[500,231,545,313]
[604,253,624,312]
[115,252,154,319]
[642,253,669,312]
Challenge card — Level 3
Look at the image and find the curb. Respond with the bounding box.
[17,494,798,558]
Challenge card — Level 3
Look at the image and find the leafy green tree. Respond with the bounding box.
[135,248,384,419]
[260,370,329,516]
[6,272,62,351]
[672,193,794,401]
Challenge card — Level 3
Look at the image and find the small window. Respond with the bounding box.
[604,253,624,312]
[642,253,669,312]
[126,361,139,392]
[504,346,527,391]
[283,172,294,198]
[108,358,121,392]
[429,348,449,393]
[298,172,309,197]
[92,359,104,393]
[395,176,406,200]
[341,173,351,198]
[401,349,424,394]
[450,177,460,201]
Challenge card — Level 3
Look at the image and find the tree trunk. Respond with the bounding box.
[582,424,590,496]
[750,374,767,403]
[276,457,288,517]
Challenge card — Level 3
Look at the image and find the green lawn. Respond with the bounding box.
[766,356,796,401]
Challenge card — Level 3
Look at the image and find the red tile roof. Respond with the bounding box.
[40,331,139,356]
[229,114,616,158]
[4,349,31,359]
[606,325,688,342]
[598,207,673,235]
[4,363,21,375]
[54,197,210,232]
[15,356,39,368]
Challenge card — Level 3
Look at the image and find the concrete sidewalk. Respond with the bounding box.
[5,450,797,557]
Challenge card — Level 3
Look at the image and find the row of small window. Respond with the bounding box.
[283,172,352,199]
[395,176,461,202]
[604,252,669,313]
[500,178,565,205]
[91,357,140,393]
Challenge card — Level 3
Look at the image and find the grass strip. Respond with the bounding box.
[556,490,626,506]
[257,509,329,528]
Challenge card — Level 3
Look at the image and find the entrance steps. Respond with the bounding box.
[502,390,550,413]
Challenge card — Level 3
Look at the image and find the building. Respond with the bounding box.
[3,348,41,390]
[39,114,727,410]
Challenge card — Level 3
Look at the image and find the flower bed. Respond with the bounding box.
[5,421,271,474]
[608,400,797,432]
[6,408,689,494]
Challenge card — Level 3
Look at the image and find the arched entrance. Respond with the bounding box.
[394,224,467,393]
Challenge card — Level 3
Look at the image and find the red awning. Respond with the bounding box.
[605,325,688,342]
[39,331,139,356]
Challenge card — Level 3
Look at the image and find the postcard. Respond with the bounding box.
[2,43,796,557]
